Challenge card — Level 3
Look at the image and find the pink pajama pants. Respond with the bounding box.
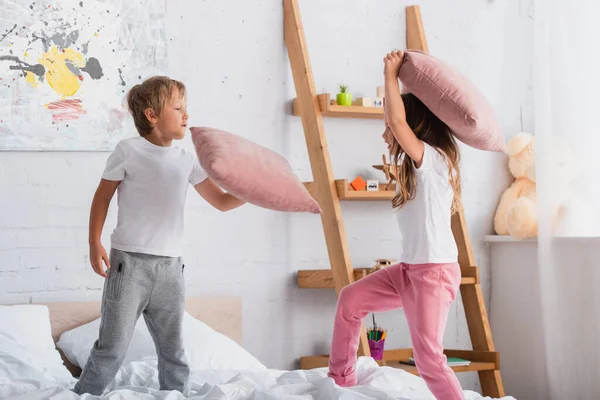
[328,262,464,400]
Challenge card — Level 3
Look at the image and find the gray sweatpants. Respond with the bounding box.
[74,249,189,395]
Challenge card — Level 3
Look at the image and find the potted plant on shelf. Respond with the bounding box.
[336,84,352,106]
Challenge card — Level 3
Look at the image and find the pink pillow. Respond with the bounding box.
[398,50,507,153]
[190,127,321,214]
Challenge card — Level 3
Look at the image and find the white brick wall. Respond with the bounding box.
[0,0,533,393]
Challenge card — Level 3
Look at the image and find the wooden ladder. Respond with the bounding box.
[283,1,504,397]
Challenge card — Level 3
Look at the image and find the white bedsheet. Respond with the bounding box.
[0,357,516,400]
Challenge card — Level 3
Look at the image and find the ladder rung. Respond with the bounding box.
[298,269,477,288]
[299,348,500,373]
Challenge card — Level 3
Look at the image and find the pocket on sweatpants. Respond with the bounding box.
[106,261,125,301]
[442,263,461,303]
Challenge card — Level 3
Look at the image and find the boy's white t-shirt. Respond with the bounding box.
[395,143,458,264]
[102,137,208,257]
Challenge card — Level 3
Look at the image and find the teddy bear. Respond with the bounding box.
[494,132,576,238]
[494,132,538,238]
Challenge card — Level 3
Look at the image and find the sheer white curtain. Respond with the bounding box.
[535,0,600,398]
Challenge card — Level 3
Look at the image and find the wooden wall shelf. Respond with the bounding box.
[300,348,500,374]
[298,269,477,288]
[304,179,394,201]
[293,93,385,120]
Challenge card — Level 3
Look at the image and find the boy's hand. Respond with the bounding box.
[194,178,246,212]
[90,243,110,278]
[383,50,404,79]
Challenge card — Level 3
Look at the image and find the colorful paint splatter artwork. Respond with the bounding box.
[0,0,167,150]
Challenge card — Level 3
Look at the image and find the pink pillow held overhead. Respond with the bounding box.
[190,127,321,214]
[398,50,507,153]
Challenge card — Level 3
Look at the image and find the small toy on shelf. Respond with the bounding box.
[366,180,379,192]
[349,176,367,191]
[372,154,399,190]
[336,84,352,106]
[360,258,398,278]
[352,97,373,107]
[374,86,385,107]
[371,258,396,272]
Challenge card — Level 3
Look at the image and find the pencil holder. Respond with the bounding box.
[368,339,385,360]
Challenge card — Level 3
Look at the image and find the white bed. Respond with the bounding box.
[0,298,515,400]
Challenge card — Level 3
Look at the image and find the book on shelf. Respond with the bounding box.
[400,357,472,367]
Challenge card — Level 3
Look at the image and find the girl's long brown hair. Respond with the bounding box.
[389,93,461,213]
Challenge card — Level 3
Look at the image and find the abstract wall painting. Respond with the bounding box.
[0,0,167,151]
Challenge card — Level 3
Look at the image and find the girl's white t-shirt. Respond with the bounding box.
[102,137,208,257]
[395,143,458,264]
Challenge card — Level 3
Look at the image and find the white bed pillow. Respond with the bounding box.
[57,312,266,372]
[57,316,156,369]
[0,305,75,384]
[181,313,266,371]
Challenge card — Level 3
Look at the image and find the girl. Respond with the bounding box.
[327,50,464,400]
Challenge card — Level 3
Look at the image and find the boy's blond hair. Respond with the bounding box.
[126,76,186,136]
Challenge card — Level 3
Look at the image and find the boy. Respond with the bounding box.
[75,76,245,395]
